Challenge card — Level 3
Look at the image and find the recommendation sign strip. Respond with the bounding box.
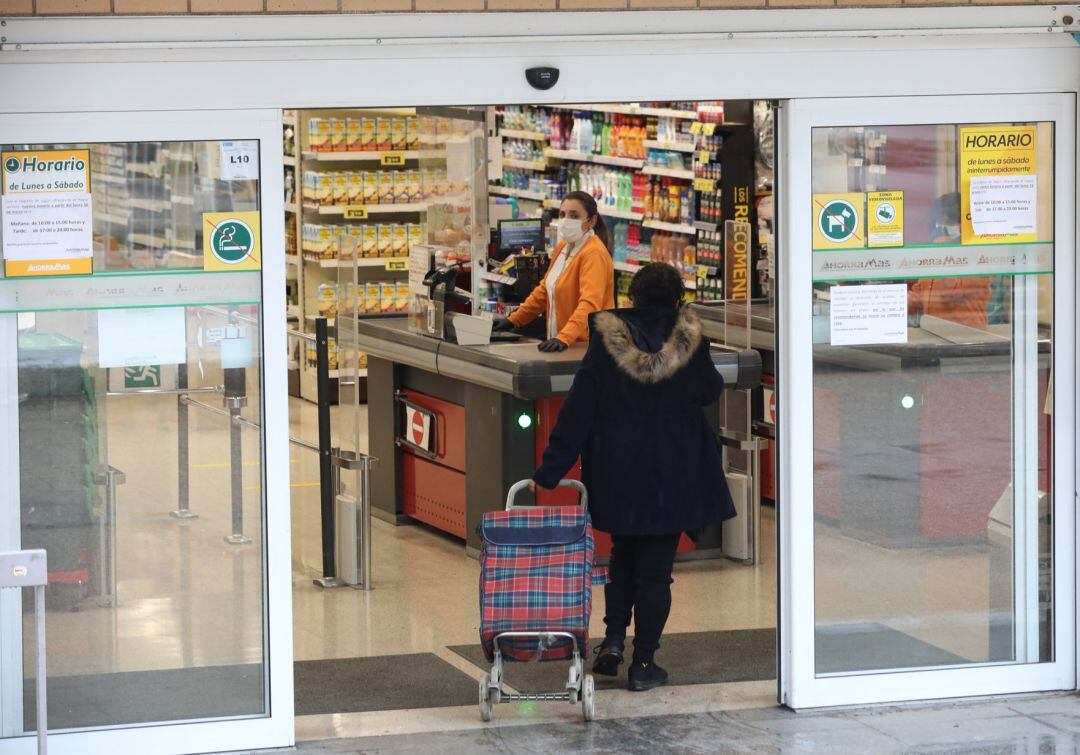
[812,242,1052,283]
[0,270,261,313]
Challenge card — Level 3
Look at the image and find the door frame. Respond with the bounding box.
[0,109,293,755]
[0,8,1075,744]
[777,92,1077,709]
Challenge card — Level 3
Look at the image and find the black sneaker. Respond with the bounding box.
[592,638,624,677]
[628,660,668,692]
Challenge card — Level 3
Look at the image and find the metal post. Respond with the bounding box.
[223,362,251,546]
[360,456,372,590]
[313,317,340,588]
[34,583,46,755]
[171,363,197,519]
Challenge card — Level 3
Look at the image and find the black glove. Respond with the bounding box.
[493,318,515,333]
[538,338,569,353]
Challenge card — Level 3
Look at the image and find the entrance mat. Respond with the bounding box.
[816,623,968,674]
[294,653,479,715]
[24,663,263,731]
[450,629,776,693]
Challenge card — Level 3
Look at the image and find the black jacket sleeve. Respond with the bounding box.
[694,341,725,406]
[532,339,602,490]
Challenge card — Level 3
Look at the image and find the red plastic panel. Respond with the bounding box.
[402,453,467,539]
[402,389,466,473]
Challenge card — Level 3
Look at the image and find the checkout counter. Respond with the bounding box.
[353,314,763,554]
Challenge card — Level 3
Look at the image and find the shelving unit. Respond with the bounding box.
[544,148,645,170]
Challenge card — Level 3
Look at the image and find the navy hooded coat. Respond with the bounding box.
[533,305,736,536]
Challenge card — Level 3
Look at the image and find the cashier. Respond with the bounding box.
[908,192,991,328]
[494,191,615,352]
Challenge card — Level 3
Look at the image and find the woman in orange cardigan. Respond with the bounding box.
[495,191,615,352]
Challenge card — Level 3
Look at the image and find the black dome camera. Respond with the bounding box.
[525,67,559,91]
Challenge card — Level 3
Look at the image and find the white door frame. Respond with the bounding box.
[777,92,1077,709]
[0,109,293,755]
[0,7,1074,743]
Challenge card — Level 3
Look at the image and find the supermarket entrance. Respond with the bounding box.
[284,99,781,725]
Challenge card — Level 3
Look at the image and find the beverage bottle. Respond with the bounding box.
[680,188,692,226]
[668,186,680,224]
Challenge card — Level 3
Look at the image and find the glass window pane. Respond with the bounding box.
[810,123,1054,675]
[0,140,266,733]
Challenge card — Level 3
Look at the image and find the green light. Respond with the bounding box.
[900,395,915,410]
[516,412,533,430]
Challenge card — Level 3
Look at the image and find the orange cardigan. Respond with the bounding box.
[508,234,615,344]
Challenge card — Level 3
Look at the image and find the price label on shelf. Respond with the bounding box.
[219,141,258,181]
[702,123,718,136]
[343,206,369,220]
[381,152,407,167]
[697,265,710,279]
[694,178,717,193]
[698,151,711,164]
[689,122,703,135]
[385,258,409,272]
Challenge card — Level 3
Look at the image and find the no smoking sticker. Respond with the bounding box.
[202,211,262,271]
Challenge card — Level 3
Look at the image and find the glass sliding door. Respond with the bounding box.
[0,111,292,755]
[778,94,1076,708]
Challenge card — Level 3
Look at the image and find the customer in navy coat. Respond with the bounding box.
[533,262,734,692]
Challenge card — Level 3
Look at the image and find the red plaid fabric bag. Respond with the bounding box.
[478,507,607,662]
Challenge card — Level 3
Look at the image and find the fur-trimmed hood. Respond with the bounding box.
[592,306,703,384]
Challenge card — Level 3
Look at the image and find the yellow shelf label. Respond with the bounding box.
[698,151,711,164]
[385,258,409,272]
[702,123,717,136]
[689,122,703,135]
[343,206,369,220]
[694,178,716,193]
[381,152,407,167]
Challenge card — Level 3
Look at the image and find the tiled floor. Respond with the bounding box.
[293,692,1080,754]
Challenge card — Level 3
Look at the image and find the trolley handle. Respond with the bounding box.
[505,479,587,511]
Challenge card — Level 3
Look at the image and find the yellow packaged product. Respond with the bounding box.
[364,282,381,314]
[346,118,363,151]
[362,225,378,258]
[406,117,420,150]
[308,118,330,152]
[406,170,422,203]
[391,118,407,150]
[391,224,409,256]
[332,172,349,206]
[360,118,377,151]
[376,224,394,257]
[327,338,338,370]
[377,171,395,205]
[363,171,379,204]
[311,172,333,205]
[317,283,337,317]
[407,223,424,252]
[375,118,392,150]
[330,118,347,152]
[395,282,410,313]
[347,172,365,205]
[393,172,410,204]
[379,282,397,313]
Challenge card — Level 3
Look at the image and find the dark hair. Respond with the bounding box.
[628,263,685,309]
[561,190,611,254]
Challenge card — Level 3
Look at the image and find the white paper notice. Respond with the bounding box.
[98,307,188,368]
[969,175,1036,237]
[219,141,259,181]
[830,284,908,346]
[1,192,93,271]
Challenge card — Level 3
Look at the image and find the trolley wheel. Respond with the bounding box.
[582,674,596,722]
[479,675,493,722]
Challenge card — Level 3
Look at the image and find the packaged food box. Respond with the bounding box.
[406,170,422,203]
[362,225,378,257]
[347,172,364,205]
[377,171,395,205]
[407,223,424,252]
[376,118,392,151]
[360,118,377,151]
[393,172,410,204]
[379,282,397,313]
[406,117,420,150]
[332,172,349,205]
[391,118,407,150]
[308,118,330,152]
[395,282,410,312]
[376,224,394,257]
[317,283,338,316]
[391,224,409,256]
[330,118,347,152]
[363,171,379,204]
[364,282,381,314]
[346,118,363,151]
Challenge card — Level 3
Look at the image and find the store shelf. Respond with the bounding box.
[598,207,644,222]
[302,255,409,269]
[551,104,701,121]
[502,157,548,171]
[499,129,548,141]
[480,269,517,286]
[284,202,298,213]
[643,140,697,153]
[306,314,336,326]
[694,220,720,233]
[301,150,422,162]
[283,154,296,166]
[613,261,643,274]
[285,253,299,266]
[489,185,547,202]
[643,220,697,235]
[304,203,427,216]
[642,165,695,181]
[543,148,645,170]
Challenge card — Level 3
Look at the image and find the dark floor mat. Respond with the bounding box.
[294,653,479,715]
[816,623,968,673]
[24,663,264,731]
[450,629,776,693]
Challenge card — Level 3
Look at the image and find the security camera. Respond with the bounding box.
[525,67,559,91]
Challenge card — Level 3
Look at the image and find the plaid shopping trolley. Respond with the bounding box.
[477,479,607,722]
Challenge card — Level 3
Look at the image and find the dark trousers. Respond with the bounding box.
[603,533,682,663]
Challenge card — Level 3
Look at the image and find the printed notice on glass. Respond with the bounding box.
[969,175,1036,237]
[219,141,259,181]
[829,284,908,346]
[98,306,187,368]
[1,149,93,277]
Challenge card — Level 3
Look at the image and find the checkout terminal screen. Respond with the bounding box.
[499,219,545,256]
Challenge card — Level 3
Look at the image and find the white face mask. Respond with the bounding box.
[555,217,587,245]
